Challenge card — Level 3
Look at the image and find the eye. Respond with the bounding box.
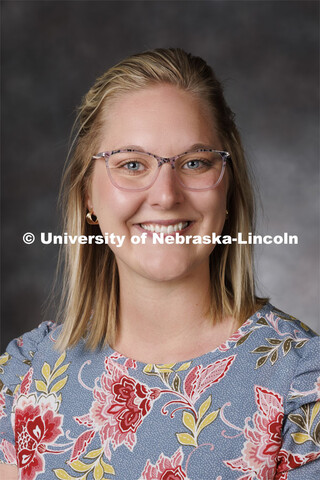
[182,159,208,170]
[123,161,144,171]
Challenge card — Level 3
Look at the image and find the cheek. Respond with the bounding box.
[95,191,133,229]
[196,187,228,218]
[90,171,143,231]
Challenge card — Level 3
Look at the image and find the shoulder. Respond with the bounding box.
[255,303,318,337]
[250,303,319,405]
[252,303,319,365]
[0,321,61,393]
[251,303,318,352]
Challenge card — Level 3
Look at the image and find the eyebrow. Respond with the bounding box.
[114,143,217,153]
[187,143,217,151]
[115,145,146,151]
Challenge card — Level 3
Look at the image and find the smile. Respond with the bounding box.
[140,221,190,234]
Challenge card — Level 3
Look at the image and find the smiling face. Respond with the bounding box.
[87,84,229,283]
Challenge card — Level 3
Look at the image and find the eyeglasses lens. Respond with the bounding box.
[107,151,224,190]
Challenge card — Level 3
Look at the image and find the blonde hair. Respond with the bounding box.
[56,48,266,351]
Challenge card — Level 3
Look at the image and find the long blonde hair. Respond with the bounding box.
[56,48,266,351]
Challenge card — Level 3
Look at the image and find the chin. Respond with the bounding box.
[138,252,195,283]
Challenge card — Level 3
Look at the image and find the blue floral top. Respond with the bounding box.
[0,303,319,479]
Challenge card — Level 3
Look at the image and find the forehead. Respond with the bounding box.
[98,84,220,154]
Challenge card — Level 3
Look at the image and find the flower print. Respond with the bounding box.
[219,321,253,352]
[110,351,137,370]
[108,376,155,433]
[0,351,11,374]
[20,368,34,396]
[275,449,320,479]
[183,356,235,404]
[0,439,17,464]
[75,357,161,461]
[316,377,320,399]
[225,386,284,480]
[265,313,280,332]
[0,391,5,420]
[14,393,63,480]
[140,447,187,480]
[289,375,320,400]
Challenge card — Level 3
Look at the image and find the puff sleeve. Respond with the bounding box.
[276,335,320,479]
[0,322,55,464]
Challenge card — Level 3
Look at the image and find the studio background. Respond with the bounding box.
[1,0,319,350]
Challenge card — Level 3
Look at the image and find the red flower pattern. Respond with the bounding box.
[14,394,63,480]
[0,439,17,464]
[275,449,320,479]
[20,368,34,396]
[0,309,318,477]
[0,391,5,421]
[75,357,161,460]
[184,355,235,403]
[225,386,284,480]
[140,447,187,479]
[219,320,253,352]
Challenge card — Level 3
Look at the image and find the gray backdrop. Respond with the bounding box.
[1,0,319,350]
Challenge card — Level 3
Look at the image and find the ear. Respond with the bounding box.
[86,186,94,213]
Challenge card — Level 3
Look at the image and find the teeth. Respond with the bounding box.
[140,221,189,233]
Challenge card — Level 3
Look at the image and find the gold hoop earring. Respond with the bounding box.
[86,211,99,225]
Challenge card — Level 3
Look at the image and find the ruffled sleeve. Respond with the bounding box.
[276,335,320,479]
[0,322,55,464]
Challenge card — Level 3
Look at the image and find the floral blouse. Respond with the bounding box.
[0,303,319,480]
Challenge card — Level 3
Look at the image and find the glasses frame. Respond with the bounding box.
[92,148,231,192]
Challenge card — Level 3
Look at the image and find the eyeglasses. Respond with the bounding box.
[92,148,231,191]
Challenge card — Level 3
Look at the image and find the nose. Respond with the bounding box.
[147,163,184,209]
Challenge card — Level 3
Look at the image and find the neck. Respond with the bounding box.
[112,261,238,364]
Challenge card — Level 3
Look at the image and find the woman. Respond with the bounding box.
[1,48,319,479]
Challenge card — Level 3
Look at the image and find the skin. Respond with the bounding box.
[0,465,19,478]
[87,84,238,364]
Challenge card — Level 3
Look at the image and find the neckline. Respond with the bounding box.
[105,302,272,368]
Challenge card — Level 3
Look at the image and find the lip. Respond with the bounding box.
[133,219,195,237]
[136,218,192,226]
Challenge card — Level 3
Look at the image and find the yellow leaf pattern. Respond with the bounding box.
[198,396,212,419]
[70,460,90,472]
[310,402,320,425]
[176,432,197,446]
[182,411,196,433]
[85,448,103,459]
[291,432,311,444]
[35,353,70,398]
[101,459,116,474]
[198,410,220,435]
[143,364,153,374]
[51,364,70,382]
[53,469,78,480]
[176,362,192,372]
[35,380,47,393]
[54,351,66,371]
[1,306,316,479]
[93,462,104,480]
[50,376,68,393]
[41,362,51,381]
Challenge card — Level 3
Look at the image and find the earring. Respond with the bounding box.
[86,211,99,225]
[226,209,229,218]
